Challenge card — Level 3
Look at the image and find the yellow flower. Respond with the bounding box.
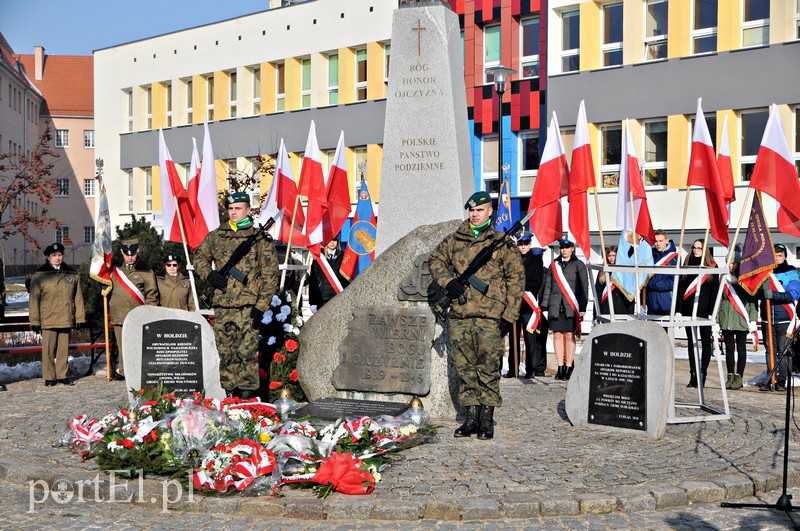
[258,432,272,444]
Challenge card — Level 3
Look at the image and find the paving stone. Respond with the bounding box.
[539,497,580,517]
[422,499,461,521]
[370,499,422,520]
[459,498,500,520]
[325,497,374,520]
[650,486,688,509]
[284,498,325,520]
[615,492,656,512]
[680,481,726,503]
[575,492,617,514]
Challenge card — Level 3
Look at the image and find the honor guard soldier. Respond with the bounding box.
[156,255,195,311]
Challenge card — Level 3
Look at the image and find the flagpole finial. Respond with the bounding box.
[358,161,367,184]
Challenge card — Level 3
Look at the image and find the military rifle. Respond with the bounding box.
[203,209,283,307]
[434,210,534,321]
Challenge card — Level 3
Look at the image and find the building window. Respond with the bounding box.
[519,131,540,194]
[740,108,769,181]
[56,178,70,196]
[165,82,173,127]
[327,54,339,105]
[742,0,769,47]
[600,124,622,188]
[643,120,667,187]
[352,147,367,200]
[645,0,669,60]
[690,114,717,152]
[355,49,367,101]
[692,0,717,54]
[796,0,800,39]
[252,66,261,115]
[205,74,215,121]
[228,71,237,118]
[55,129,69,148]
[144,86,152,130]
[561,10,581,73]
[602,3,623,67]
[482,136,500,194]
[123,88,133,132]
[84,226,95,244]
[83,178,95,196]
[484,24,501,83]
[83,130,95,148]
[384,44,391,83]
[145,168,153,211]
[520,17,540,78]
[301,58,311,109]
[127,169,134,212]
[185,78,193,123]
[56,227,69,245]
[275,62,285,111]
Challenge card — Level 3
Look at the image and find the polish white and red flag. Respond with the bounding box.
[259,139,306,246]
[89,174,113,285]
[687,98,729,246]
[297,120,326,256]
[158,129,189,244]
[616,119,655,244]
[568,100,596,259]
[717,115,736,211]
[529,112,569,247]
[748,104,800,237]
[323,131,351,244]
[186,120,221,249]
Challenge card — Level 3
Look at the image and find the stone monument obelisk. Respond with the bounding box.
[374,1,474,255]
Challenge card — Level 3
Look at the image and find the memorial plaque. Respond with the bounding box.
[588,333,647,431]
[332,306,434,395]
[293,397,409,421]
[141,319,203,393]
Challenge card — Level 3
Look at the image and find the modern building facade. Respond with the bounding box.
[93,0,800,259]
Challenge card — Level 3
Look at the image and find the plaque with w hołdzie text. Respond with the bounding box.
[141,319,202,394]
[333,306,434,395]
[588,333,647,431]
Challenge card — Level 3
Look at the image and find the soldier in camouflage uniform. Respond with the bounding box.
[108,239,160,380]
[194,192,279,399]
[429,191,524,440]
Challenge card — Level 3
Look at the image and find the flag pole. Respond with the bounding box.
[281,191,303,292]
[725,187,754,266]
[296,253,314,310]
[629,189,642,313]
[102,289,111,381]
[171,195,201,311]
[592,188,607,265]
[766,299,776,387]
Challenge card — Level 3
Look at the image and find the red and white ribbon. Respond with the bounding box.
[113,267,145,305]
[683,274,707,301]
[724,282,758,346]
[551,261,580,317]
[654,251,679,267]
[768,274,797,333]
[314,254,343,294]
[522,291,541,333]
[600,282,614,303]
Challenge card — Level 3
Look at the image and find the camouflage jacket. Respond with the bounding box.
[109,260,160,325]
[29,263,86,329]
[156,272,195,312]
[429,220,524,322]
[193,220,279,311]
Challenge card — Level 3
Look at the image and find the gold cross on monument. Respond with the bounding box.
[412,19,426,56]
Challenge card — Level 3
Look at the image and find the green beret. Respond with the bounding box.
[464,191,491,209]
[225,191,250,206]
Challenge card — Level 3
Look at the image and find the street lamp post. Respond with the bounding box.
[485,65,516,196]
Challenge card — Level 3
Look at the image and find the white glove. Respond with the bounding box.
[541,310,548,320]
[748,321,758,333]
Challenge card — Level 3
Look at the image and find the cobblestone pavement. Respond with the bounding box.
[1,357,799,528]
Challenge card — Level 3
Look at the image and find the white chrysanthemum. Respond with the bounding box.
[271,295,282,307]
[268,336,277,345]
[275,312,287,323]
[283,323,293,333]
[262,310,273,324]
[107,440,121,452]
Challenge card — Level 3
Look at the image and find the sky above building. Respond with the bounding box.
[1,0,271,56]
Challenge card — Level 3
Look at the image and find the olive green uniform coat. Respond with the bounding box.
[156,272,195,311]
[429,220,524,406]
[108,260,159,375]
[194,220,279,392]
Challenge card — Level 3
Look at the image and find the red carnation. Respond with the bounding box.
[269,381,283,390]
[259,368,268,380]
[285,339,298,353]
[122,438,135,449]
[290,369,299,382]
[273,353,286,365]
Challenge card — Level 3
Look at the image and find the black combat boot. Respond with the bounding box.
[477,405,495,440]
[454,405,480,437]
[238,389,258,400]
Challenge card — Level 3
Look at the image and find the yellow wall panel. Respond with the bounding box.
[192,74,205,125]
[339,47,356,105]
[285,57,301,111]
[716,109,739,183]
[667,114,689,188]
[717,1,740,52]
[580,2,601,71]
[771,0,795,43]
[152,165,162,213]
[214,160,226,195]
[623,0,645,65]
[152,83,166,130]
[263,62,276,114]
[366,41,384,101]
[367,143,383,202]
[312,52,327,107]
[345,146,356,200]
[588,122,601,191]
[214,71,229,120]
[668,0,691,58]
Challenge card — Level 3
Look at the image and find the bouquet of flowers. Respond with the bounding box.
[258,291,306,403]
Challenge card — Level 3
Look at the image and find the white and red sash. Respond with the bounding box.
[600,282,614,303]
[551,261,580,317]
[654,251,679,267]
[314,254,343,295]
[724,281,758,346]
[113,266,146,305]
[768,274,796,332]
[522,291,541,333]
[682,274,707,301]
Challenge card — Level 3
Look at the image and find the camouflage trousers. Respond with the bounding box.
[449,317,503,407]
[213,307,260,391]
